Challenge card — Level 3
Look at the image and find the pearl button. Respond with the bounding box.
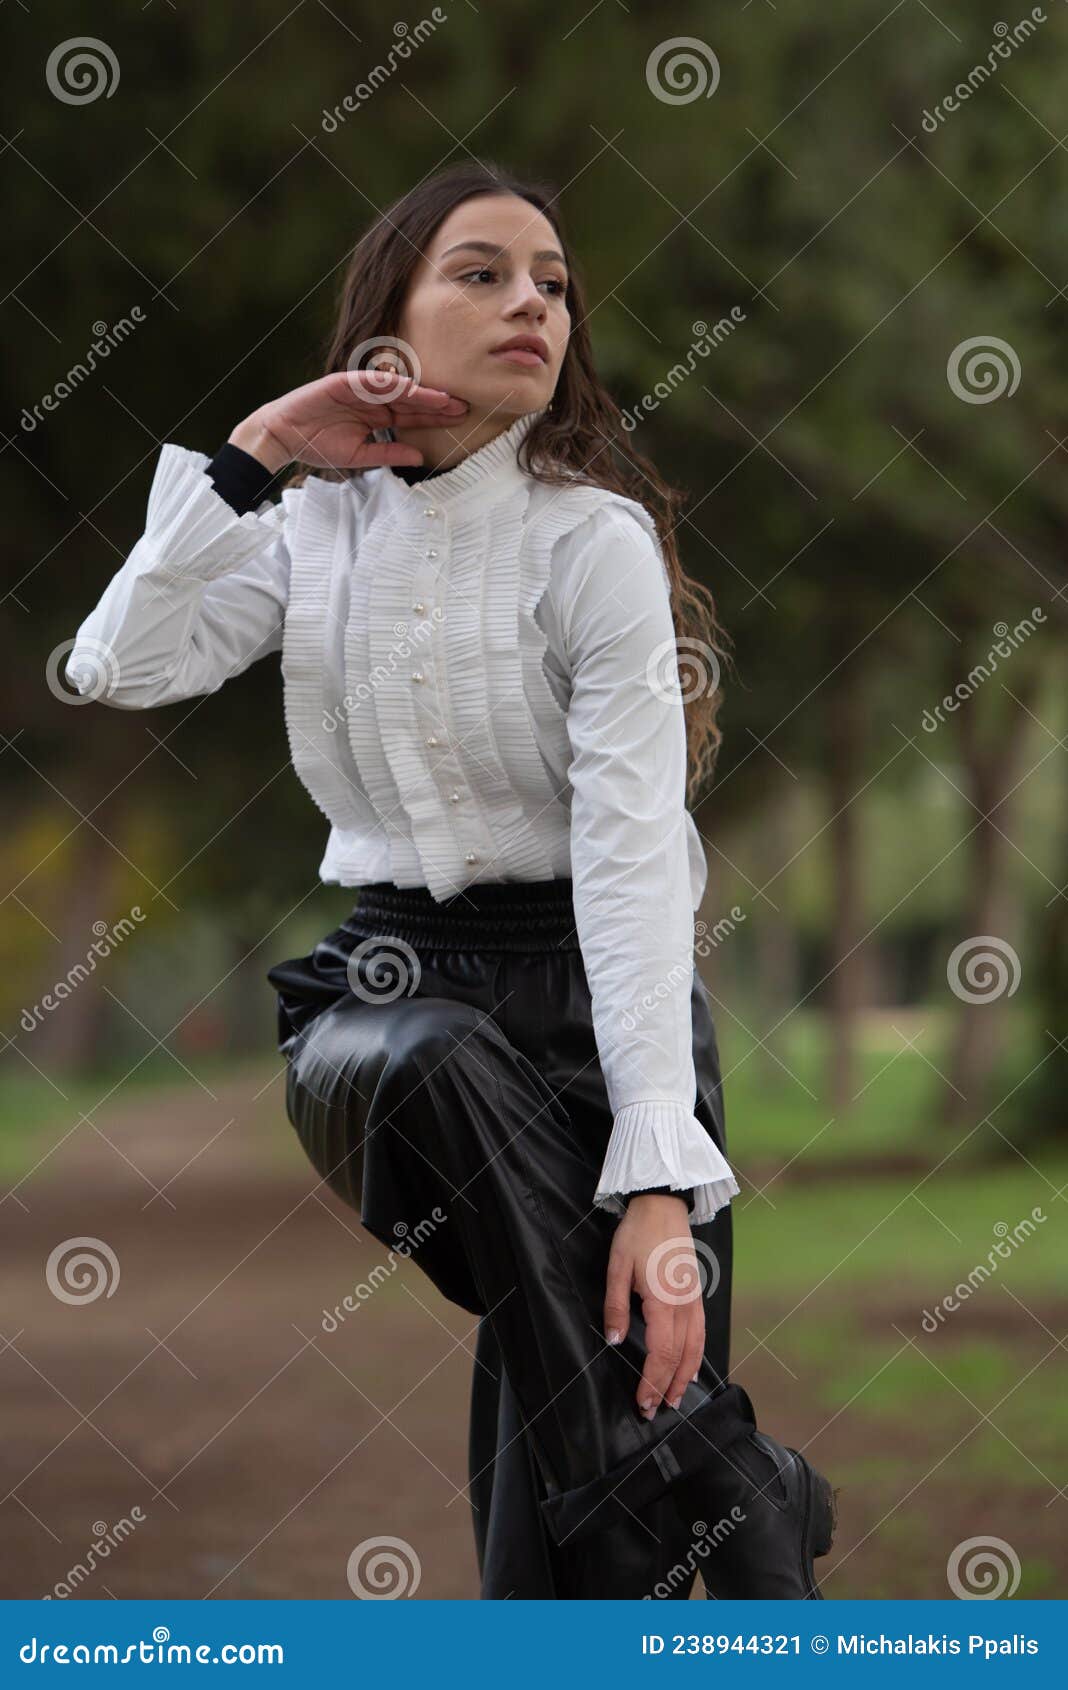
[412,600,426,613]
[425,734,440,747]
[411,670,425,683]
[423,507,437,518]
[465,850,479,865]
[425,548,438,560]
[448,790,460,803]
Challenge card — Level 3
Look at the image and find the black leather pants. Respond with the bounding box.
[265,876,756,1600]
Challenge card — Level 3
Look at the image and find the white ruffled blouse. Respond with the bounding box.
[66,408,739,1225]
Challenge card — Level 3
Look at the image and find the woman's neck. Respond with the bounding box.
[391,410,519,472]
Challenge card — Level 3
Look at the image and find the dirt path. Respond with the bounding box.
[1,1062,1061,1600]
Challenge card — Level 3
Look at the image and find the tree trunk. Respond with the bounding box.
[942,660,1038,1131]
[825,658,867,1115]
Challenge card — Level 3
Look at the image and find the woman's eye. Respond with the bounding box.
[458,268,566,296]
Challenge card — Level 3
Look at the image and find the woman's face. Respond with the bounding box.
[395,192,571,420]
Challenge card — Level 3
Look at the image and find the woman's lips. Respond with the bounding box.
[490,347,546,368]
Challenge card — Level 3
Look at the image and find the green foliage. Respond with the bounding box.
[4,3,1066,1112]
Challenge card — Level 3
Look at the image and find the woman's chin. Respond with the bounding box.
[473,370,553,411]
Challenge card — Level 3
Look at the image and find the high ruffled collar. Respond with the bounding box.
[383,406,547,508]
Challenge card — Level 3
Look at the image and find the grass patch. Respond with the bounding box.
[734,1157,1068,1299]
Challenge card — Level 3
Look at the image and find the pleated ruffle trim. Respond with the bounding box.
[145,444,287,582]
[594,1099,740,1226]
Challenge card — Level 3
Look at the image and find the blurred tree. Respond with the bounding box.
[2,1,1064,1140]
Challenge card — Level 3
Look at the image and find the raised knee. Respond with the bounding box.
[390,999,488,1068]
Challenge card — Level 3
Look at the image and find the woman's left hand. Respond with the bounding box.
[603,1193,705,1419]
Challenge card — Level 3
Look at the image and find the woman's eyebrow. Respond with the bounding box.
[439,238,568,267]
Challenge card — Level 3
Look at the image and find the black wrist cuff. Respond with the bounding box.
[205,440,286,515]
[624,1185,696,1214]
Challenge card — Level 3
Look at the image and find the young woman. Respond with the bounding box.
[67,161,836,1601]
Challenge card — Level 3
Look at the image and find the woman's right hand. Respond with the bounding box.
[228,369,469,475]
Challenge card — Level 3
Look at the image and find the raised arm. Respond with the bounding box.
[64,444,293,709]
[65,371,471,710]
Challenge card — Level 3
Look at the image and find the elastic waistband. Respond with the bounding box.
[342,878,581,954]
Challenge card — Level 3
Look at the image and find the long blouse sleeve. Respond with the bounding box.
[64,443,291,709]
[553,501,739,1227]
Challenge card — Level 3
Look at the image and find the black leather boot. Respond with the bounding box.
[667,1387,838,1599]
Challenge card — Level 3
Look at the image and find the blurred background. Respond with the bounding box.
[2,0,1066,1600]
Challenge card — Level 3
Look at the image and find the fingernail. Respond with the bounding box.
[606,1328,623,1345]
[641,1406,656,1420]
[669,1394,683,1410]
[691,1369,700,1382]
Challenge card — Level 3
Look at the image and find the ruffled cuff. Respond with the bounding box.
[143,443,287,584]
[594,1100,739,1227]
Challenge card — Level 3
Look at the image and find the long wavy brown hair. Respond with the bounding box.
[282,160,731,801]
